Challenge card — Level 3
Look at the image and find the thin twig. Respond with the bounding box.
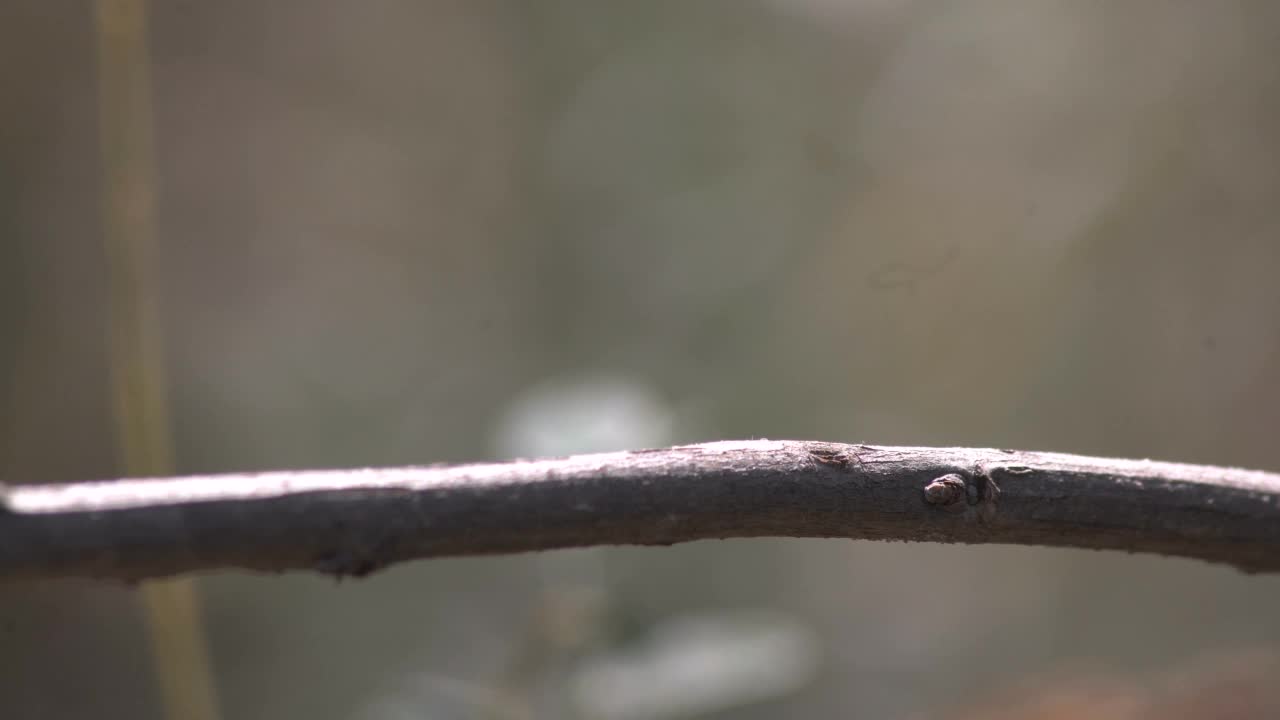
[3,441,1279,581]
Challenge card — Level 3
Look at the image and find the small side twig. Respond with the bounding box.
[2,441,1278,581]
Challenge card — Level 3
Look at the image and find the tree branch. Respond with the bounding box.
[3,441,1278,581]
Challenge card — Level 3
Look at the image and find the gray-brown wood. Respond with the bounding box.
[2,441,1278,581]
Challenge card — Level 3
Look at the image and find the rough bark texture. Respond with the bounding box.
[2,441,1278,581]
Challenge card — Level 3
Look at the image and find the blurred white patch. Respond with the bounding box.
[762,0,907,24]
[570,611,821,720]
[492,373,674,458]
[355,671,528,720]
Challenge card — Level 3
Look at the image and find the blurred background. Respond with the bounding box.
[3,1,1280,718]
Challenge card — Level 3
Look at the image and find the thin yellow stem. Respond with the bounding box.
[94,2,222,719]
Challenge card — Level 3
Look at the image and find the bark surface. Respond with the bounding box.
[3,441,1278,580]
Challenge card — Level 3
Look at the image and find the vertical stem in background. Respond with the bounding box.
[94,2,222,720]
